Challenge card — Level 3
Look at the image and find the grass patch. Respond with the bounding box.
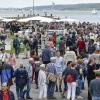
[5,47,15,54]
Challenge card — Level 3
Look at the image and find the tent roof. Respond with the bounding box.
[18,16,55,23]
[2,19,16,22]
[57,18,79,23]
[17,18,30,22]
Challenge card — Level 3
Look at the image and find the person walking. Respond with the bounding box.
[88,39,96,56]
[14,64,28,100]
[34,57,40,89]
[55,51,64,92]
[42,44,52,65]
[89,70,100,100]
[65,62,78,100]
[13,35,20,58]
[87,58,97,100]
[77,37,86,57]
[62,61,72,98]
[24,58,33,99]
[59,37,66,56]
[46,57,57,99]
[38,64,47,100]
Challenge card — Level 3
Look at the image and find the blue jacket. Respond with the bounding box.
[0,63,14,85]
[42,48,52,62]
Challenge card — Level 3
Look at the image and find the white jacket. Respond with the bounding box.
[38,70,46,87]
[64,51,77,64]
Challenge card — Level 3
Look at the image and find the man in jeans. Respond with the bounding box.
[89,70,100,100]
[14,64,28,100]
[13,35,20,58]
[47,57,57,99]
[24,58,33,99]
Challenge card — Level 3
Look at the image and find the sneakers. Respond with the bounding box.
[77,96,83,99]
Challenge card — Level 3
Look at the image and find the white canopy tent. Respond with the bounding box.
[2,19,16,22]
[40,18,55,23]
[17,18,31,22]
[57,18,79,23]
[28,16,48,21]
[18,16,55,23]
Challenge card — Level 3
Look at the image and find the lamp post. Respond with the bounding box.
[33,0,35,16]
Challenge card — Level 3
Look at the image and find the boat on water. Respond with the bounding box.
[92,9,97,14]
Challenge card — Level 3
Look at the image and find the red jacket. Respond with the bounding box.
[77,40,86,50]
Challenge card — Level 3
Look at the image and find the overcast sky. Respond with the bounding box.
[0,0,100,8]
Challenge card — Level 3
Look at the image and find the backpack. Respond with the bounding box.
[15,68,28,88]
[65,74,75,83]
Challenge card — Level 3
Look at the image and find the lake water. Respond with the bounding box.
[0,10,100,23]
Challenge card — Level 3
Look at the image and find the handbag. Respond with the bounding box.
[47,73,57,83]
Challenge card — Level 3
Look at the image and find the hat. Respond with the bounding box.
[40,64,45,68]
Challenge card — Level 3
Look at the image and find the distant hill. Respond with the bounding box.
[1,3,100,11]
[23,3,100,11]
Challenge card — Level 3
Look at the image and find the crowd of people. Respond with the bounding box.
[0,21,100,100]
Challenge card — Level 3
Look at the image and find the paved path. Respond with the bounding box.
[9,54,88,100]
[10,83,88,100]
[4,38,88,100]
